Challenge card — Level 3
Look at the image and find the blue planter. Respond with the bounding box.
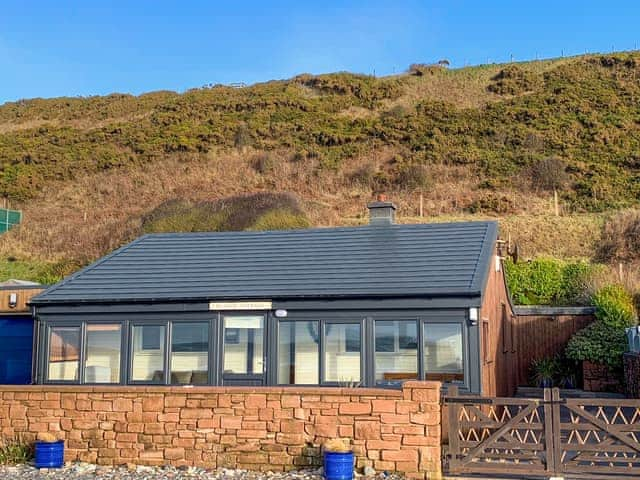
[324,450,354,480]
[539,378,553,388]
[34,440,64,468]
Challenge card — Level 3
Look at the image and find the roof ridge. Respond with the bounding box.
[141,220,495,238]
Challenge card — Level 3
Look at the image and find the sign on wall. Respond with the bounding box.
[209,301,272,311]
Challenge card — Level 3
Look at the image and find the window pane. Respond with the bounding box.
[375,321,418,382]
[84,324,121,383]
[278,321,319,384]
[48,326,80,381]
[424,323,463,382]
[324,323,360,383]
[171,322,209,384]
[131,325,165,383]
[223,316,263,374]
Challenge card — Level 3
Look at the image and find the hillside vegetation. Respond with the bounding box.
[1,52,640,282]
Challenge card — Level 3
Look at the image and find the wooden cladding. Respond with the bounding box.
[0,287,43,313]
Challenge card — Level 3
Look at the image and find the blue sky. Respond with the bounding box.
[1,1,639,103]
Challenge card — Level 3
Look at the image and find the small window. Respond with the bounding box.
[142,326,162,350]
[84,324,122,383]
[48,326,81,381]
[324,323,361,383]
[278,320,319,384]
[131,325,166,383]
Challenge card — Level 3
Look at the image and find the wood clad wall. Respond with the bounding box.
[479,253,595,397]
[0,288,43,313]
[479,255,516,397]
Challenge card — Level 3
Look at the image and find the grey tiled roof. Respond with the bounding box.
[32,221,498,304]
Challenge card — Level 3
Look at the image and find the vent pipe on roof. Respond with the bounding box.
[367,194,396,226]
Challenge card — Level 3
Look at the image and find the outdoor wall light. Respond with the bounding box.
[468,307,479,326]
[8,293,17,309]
[274,309,288,318]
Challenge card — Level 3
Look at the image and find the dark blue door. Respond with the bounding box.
[0,316,33,384]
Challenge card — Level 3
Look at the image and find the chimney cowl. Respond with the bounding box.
[367,198,396,226]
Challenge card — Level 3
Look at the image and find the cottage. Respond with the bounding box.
[30,201,513,395]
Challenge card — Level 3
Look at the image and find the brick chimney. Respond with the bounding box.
[367,195,396,226]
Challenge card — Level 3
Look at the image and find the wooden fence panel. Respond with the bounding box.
[512,309,594,387]
[445,388,640,479]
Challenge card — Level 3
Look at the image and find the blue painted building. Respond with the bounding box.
[0,282,44,384]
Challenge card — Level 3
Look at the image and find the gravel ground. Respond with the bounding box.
[0,464,402,480]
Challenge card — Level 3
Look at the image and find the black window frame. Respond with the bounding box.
[44,322,83,384]
[219,313,267,385]
[373,319,420,387]
[83,322,125,385]
[169,321,211,385]
[275,319,320,386]
[423,320,466,387]
[321,318,365,386]
[129,322,168,385]
[43,320,127,385]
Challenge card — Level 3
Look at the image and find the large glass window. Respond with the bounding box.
[278,321,319,384]
[375,320,418,383]
[48,326,80,381]
[84,324,121,383]
[171,322,209,384]
[324,323,361,383]
[131,325,166,383]
[223,316,263,375]
[424,323,464,382]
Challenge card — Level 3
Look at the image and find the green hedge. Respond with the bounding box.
[504,257,600,306]
[565,285,637,371]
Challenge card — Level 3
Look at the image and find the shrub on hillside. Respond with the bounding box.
[394,163,430,190]
[249,210,310,231]
[142,192,309,234]
[504,258,601,306]
[407,63,443,76]
[465,194,516,214]
[234,123,253,149]
[526,156,570,193]
[487,66,541,95]
[251,152,276,174]
[348,164,376,189]
[595,210,640,264]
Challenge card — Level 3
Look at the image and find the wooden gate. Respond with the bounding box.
[445,386,640,479]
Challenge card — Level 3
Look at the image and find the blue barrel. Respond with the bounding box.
[34,440,64,468]
[324,450,354,480]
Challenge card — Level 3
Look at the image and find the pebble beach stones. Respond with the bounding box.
[0,463,401,480]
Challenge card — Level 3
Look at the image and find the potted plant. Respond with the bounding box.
[323,438,354,480]
[555,355,578,389]
[34,433,64,469]
[530,357,557,388]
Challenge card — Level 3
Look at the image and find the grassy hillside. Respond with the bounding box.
[1,52,640,282]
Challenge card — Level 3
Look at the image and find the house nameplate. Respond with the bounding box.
[209,301,272,311]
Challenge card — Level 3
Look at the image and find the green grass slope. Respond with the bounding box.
[1,52,640,282]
